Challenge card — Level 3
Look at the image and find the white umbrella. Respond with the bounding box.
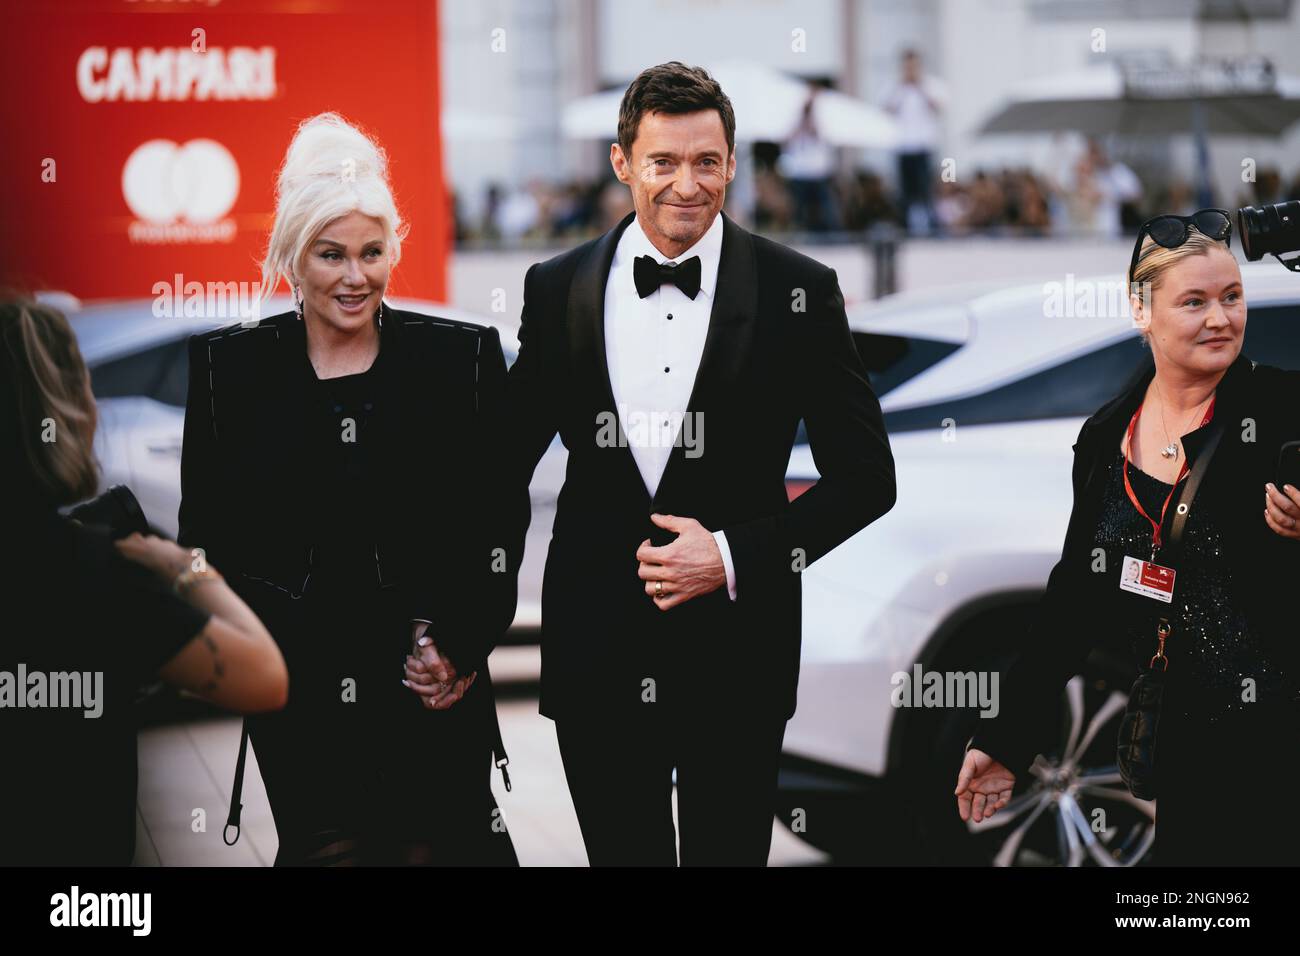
[979,60,1300,137]
[562,59,899,149]
[978,57,1300,206]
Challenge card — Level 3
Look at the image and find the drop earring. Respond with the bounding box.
[377,299,384,327]
[293,287,303,321]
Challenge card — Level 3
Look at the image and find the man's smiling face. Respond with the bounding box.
[611,109,735,259]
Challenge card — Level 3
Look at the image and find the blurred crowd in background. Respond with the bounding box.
[453,155,1300,245]
[451,46,1300,247]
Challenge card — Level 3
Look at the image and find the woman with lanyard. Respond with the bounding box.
[954,209,1300,865]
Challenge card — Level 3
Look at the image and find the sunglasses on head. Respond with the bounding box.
[1128,208,1232,288]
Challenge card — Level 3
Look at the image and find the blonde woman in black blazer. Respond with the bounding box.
[179,113,525,865]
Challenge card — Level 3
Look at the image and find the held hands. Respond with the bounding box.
[636,513,726,611]
[403,623,476,710]
[954,748,1016,824]
[1265,483,1300,539]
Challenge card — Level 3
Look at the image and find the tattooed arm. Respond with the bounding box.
[113,533,287,713]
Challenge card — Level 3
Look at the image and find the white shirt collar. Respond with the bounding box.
[616,211,725,299]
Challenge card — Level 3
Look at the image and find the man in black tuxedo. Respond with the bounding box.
[506,62,896,865]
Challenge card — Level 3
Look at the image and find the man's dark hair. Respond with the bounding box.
[617,61,736,161]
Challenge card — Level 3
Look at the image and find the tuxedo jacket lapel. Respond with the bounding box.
[653,211,757,509]
[569,211,633,417]
[568,211,648,499]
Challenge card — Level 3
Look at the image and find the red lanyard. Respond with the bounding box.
[1122,395,1216,556]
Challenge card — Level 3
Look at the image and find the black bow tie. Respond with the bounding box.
[633,254,702,300]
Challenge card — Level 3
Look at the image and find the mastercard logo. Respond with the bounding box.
[121,138,240,225]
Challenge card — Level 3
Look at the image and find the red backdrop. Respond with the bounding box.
[0,0,448,305]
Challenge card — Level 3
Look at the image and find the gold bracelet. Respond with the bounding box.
[173,567,223,596]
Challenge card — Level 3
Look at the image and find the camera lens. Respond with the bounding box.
[1237,201,1300,261]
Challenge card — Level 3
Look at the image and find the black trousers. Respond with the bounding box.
[556,707,788,866]
[898,150,935,232]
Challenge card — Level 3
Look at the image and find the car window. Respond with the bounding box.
[153,341,192,407]
[854,332,962,398]
[93,305,1288,424]
[881,338,1149,433]
[875,301,1299,435]
[1242,304,1300,370]
[794,333,962,443]
[90,340,188,405]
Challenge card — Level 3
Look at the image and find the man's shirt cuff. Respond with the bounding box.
[712,530,737,602]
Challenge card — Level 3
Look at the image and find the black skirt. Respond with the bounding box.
[248,555,516,867]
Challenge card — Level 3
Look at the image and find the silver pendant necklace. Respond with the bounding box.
[1153,380,1209,459]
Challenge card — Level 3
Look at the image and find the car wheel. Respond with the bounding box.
[910,645,1155,866]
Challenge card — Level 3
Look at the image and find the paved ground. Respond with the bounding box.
[134,646,828,866]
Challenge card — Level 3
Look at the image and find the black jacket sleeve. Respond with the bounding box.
[505,263,562,489]
[721,266,897,589]
[177,333,227,574]
[492,262,563,586]
[968,423,1102,775]
[1254,364,1300,679]
[424,326,532,673]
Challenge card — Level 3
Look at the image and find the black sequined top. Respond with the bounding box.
[1094,449,1299,721]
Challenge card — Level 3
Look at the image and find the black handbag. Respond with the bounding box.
[1116,416,1226,800]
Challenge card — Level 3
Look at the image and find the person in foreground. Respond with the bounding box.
[179,114,524,866]
[1,297,287,866]
[955,210,1300,865]
[507,62,897,866]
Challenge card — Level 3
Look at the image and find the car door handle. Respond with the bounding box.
[147,441,183,457]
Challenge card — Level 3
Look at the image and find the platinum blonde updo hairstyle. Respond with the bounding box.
[260,112,406,302]
[1129,228,1229,348]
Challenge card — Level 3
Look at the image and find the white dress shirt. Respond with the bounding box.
[884,75,946,152]
[603,212,737,601]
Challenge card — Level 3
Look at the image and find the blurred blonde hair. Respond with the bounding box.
[260,113,406,302]
[0,297,99,505]
[1129,228,1233,347]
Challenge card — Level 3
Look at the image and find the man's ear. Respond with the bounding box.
[610,143,630,185]
[726,149,737,185]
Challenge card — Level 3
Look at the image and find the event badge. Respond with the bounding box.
[1119,555,1175,603]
